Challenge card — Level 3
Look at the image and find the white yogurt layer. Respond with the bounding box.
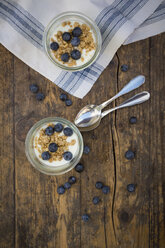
[33,123,79,167]
[50,20,96,67]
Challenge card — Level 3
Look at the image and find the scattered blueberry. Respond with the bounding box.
[127,184,136,192]
[63,127,73,136]
[65,99,72,106]
[62,32,71,41]
[125,150,135,160]
[54,123,63,132]
[92,196,100,205]
[60,93,67,101]
[61,53,70,62]
[72,27,82,37]
[29,84,39,93]
[95,181,103,189]
[68,176,76,184]
[64,182,71,189]
[82,214,90,222]
[129,116,137,124]
[57,186,65,195]
[50,41,59,51]
[36,93,45,101]
[63,151,73,161]
[49,143,58,152]
[121,64,128,72]
[45,126,54,136]
[75,163,84,173]
[41,151,51,160]
[83,145,90,154]
[71,49,81,60]
[102,186,110,194]
[71,37,80,46]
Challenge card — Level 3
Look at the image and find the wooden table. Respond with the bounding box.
[0,33,165,248]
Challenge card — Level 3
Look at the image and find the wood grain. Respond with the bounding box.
[0,33,165,248]
[0,47,15,247]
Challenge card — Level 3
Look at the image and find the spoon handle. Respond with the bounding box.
[99,75,145,110]
[101,91,150,118]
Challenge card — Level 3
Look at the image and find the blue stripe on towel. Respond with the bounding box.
[141,0,165,27]
[0,0,43,49]
[0,10,43,48]
[100,0,148,50]
[3,0,44,31]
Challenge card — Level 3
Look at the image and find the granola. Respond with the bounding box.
[34,124,76,163]
[50,21,96,66]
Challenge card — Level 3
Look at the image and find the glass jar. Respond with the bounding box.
[43,11,102,71]
[25,117,84,175]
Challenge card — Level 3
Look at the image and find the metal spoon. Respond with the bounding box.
[74,75,145,128]
[77,91,150,132]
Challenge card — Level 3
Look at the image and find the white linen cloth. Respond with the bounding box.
[0,0,165,98]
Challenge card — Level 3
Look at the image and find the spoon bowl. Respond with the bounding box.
[78,118,101,132]
[74,104,101,127]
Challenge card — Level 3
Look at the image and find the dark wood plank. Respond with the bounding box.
[113,33,165,248]
[114,38,151,248]
[149,33,165,248]
[0,48,15,248]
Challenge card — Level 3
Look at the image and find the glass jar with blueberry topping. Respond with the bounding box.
[25,117,83,175]
[43,11,102,71]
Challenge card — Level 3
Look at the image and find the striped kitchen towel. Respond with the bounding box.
[0,0,165,98]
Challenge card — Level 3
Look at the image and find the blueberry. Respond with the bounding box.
[83,145,90,154]
[64,182,71,189]
[41,151,51,160]
[71,49,81,60]
[82,214,89,222]
[63,127,73,136]
[71,37,80,46]
[57,186,65,195]
[50,41,59,51]
[29,84,39,93]
[36,93,45,101]
[60,93,67,101]
[45,126,54,136]
[49,143,58,152]
[75,163,84,173]
[62,32,71,41]
[95,181,103,189]
[121,64,128,72]
[68,176,76,184]
[125,150,135,160]
[129,116,137,124]
[72,27,82,37]
[127,184,136,192]
[92,196,100,205]
[65,99,72,106]
[61,53,70,62]
[63,151,73,161]
[102,186,110,194]
[54,123,63,132]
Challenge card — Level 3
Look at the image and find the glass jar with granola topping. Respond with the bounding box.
[43,11,102,71]
[25,117,83,175]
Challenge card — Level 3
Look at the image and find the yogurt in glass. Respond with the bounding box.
[25,117,83,175]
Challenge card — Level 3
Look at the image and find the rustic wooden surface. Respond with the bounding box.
[0,33,165,248]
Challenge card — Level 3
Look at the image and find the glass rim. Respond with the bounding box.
[25,117,84,175]
[43,11,102,71]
